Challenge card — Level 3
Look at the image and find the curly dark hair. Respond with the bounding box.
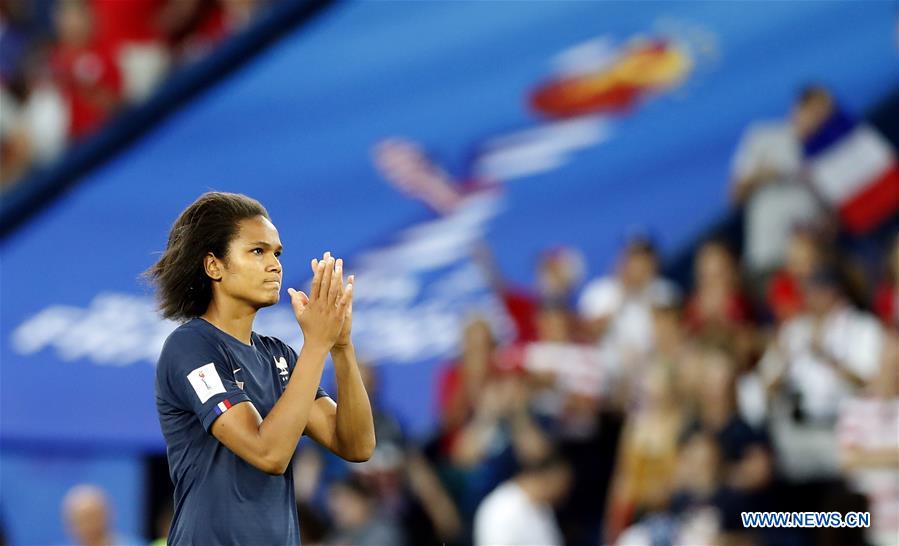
[145,192,270,322]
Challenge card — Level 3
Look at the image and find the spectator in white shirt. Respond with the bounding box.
[759,268,885,482]
[730,90,831,288]
[578,236,680,371]
[474,452,571,546]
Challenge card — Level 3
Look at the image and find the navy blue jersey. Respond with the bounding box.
[155,318,328,545]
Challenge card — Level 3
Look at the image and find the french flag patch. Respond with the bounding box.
[214,399,233,416]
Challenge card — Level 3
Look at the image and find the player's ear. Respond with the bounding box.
[205,252,223,281]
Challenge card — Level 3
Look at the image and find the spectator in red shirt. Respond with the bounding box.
[435,318,497,454]
[685,240,757,367]
[51,0,123,140]
[89,0,171,101]
[685,240,752,335]
[90,0,165,50]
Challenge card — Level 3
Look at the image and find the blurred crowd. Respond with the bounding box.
[10,5,894,543]
[0,0,266,189]
[53,86,899,546]
[272,86,897,546]
[282,232,895,546]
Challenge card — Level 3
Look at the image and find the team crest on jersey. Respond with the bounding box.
[274,356,289,380]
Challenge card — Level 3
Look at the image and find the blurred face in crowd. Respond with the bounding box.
[643,364,675,410]
[206,216,283,311]
[677,432,721,493]
[785,232,820,281]
[63,486,110,546]
[700,350,736,414]
[55,0,93,47]
[695,242,735,289]
[538,250,583,299]
[791,90,833,140]
[620,245,657,290]
[804,281,839,316]
[462,318,495,365]
[222,0,260,27]
[327,482,373,530]
[464,319,493,350]
[652,305,682,350]
[675,347,705,408]
[538,256,568,297]
[536,307,570,342]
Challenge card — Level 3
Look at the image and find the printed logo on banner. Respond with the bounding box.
[187,363,226,403]
[348,193,514,363]
[476,21,718,182]
[9,20,718,373]
[362,22,719,372]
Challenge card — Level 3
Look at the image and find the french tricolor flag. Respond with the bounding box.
[805,109,899,234]
[214,399,232,416]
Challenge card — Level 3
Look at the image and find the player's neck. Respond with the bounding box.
[201,298,256,346]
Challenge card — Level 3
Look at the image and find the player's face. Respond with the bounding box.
[218,215,283,309]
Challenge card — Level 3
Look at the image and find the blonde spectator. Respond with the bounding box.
[605,363,683,542]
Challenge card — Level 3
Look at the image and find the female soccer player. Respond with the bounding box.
[148,192,375,545]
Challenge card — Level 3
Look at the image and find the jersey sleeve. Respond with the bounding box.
[158,329,251,432]
[278,339,330,400]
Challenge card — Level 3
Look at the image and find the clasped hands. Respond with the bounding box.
[287,251,354,351]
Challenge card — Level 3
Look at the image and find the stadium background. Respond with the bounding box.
[1,1,897,545]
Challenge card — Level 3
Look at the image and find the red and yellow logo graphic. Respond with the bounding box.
[530,38,694,118]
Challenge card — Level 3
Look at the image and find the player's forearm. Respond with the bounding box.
[258,343,330,471]
[331,343,376,462]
